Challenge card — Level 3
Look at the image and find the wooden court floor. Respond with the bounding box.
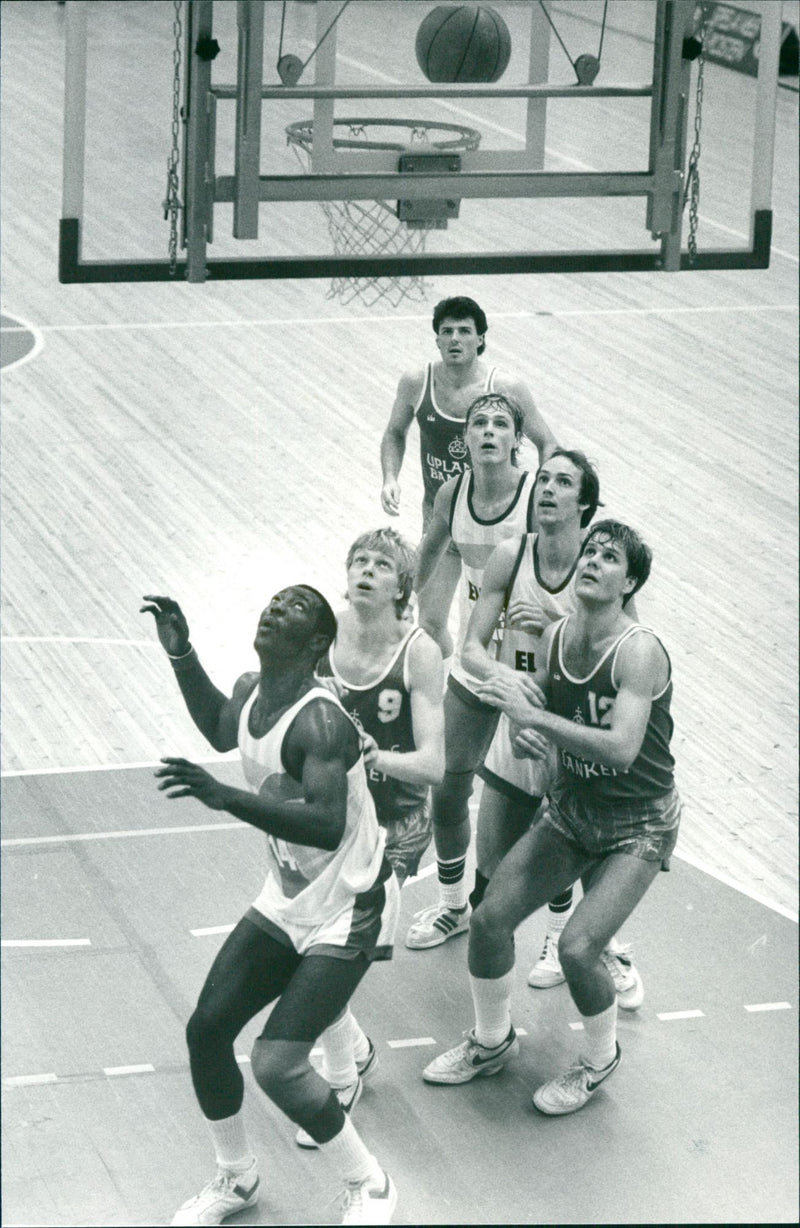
[1,1,798,1224]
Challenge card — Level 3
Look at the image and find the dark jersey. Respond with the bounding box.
[415,363,497,505]
[547,618,676,803]
[317,626,427,825]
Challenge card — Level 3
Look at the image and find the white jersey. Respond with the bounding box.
[482,532,579,800]
[239,685,388,932]
[448,469,537,693]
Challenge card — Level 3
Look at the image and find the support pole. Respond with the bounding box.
[233,0,265,239]
[62,1,88,225]
[184,0,215,283]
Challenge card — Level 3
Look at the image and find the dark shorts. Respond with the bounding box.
[544,784,681,870]
[384,802,432,883]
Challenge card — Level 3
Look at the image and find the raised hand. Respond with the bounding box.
[140,595,191,656]
[154,757,229,809]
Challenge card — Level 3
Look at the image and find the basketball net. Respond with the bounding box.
[287,119,480,309]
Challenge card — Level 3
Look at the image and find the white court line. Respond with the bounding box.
[24,301,798,339]
[386,1037,436,1049]
[569,1022,585,1031]
[3,1073,58,1087]
[1,938,91,948]
[1,821,244,846]
[0,311,45,374]
[1,636,157,647]
[657,1010,705,1021]
[236,1054,251,1065]
[675,847,798,925]
[744,1002,792,1013]
[2,755,238,780]
[104,1064,155,1077]
[191,924,236,938]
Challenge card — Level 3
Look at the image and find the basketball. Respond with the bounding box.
[415,4,512,83]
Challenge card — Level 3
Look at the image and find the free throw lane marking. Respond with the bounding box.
[2,938,91,948]
[657,1010,706,1021]
[744,1002,792,1012]
[104,1064,155,1077]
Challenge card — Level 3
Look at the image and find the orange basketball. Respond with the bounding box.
[416,4,512,83]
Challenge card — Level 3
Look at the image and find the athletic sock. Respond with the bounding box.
[346,1009,371,1068]
[546,886,574,935]
[319,1011,358,1090]
[320,1115,384,1187]
[470,969,515,1049]
[205,1111,255,1171]
[580,999,618,1071]
[438,854,468,910]
[469,868,490,910]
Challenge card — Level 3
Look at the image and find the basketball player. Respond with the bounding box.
[462,452,644,1006]
[379,295,556,656]
[141,587,399,1225]
[404,392,537,950]
[292,527,444,1149]
[423,521,681,1117]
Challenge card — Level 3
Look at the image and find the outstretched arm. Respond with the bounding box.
[362,631,445,786]
[414,480,457,592]
[141,595,243,752]
[497,373,557,465]
[155,698,357,850]
[380,370,421,516]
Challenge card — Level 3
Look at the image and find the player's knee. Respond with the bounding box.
[558,925,603,975]
[470,894,506,944]
[250,1038,303,1102]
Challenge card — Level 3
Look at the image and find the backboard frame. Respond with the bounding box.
[59,0,780,285]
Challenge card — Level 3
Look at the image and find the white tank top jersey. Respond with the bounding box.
[238,685,387,929]
[448,469,537,693]
[497,533,580,674]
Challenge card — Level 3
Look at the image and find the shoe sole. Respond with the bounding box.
[527,972,566,988]
[533,1053,620,1115]
[423,1041,520,1084]
[406,924,469,950]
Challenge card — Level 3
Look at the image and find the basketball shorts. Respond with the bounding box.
[544,783,681,869]
[384,802,432,883]
[478,711,558,804]
[247,856,400,961]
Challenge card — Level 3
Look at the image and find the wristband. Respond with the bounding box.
[166,643,194,661]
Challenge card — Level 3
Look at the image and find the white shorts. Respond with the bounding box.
[478,711,558,803]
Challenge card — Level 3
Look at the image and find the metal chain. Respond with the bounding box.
[685,4,708,263]
[164,0,183,276]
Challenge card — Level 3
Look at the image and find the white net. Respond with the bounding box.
[287,118,481,309]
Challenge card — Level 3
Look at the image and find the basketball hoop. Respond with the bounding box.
[286,117,481,308]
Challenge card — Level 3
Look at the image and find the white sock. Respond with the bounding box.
[580,1000,618,1070]
[205,1111,255,1171]
[319,1114,383,1187]
[347,1010,370,1067]
[470,969,515,1048]
[438,855,468,910]
[320,1011,359,1089]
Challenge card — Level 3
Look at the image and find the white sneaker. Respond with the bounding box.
[533,1044,621,1116]
[171,1161,259,1225]
[295,1077,362,1149]
[602,944,645,1010]
[527,931,565,988]
[405,903,470,949]
[340,1170,398,1225]
[422,1026,519,1084]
